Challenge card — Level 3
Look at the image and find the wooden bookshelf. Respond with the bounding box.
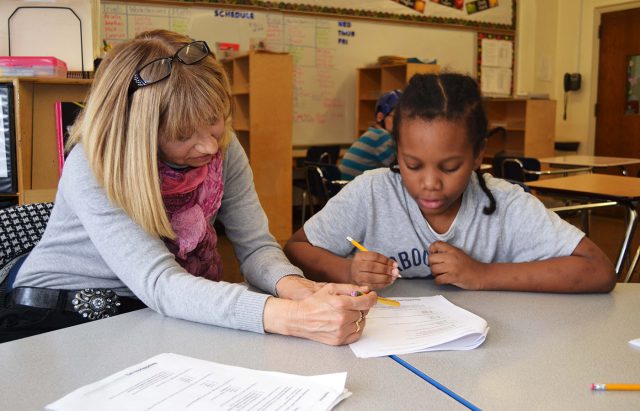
[222,52,293,241]
[356,63,440,137]
[0,77,91,205]
[484,98,556,159]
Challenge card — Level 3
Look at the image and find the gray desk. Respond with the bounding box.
[1,282,639,410]
[539,155,640,175]
[528,174,640,282]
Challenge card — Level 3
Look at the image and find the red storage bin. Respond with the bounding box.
[0,56,67,78]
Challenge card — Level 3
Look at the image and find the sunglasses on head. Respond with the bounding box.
[128,40,211,95]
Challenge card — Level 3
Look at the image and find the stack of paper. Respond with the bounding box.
[46,353,350,411]
[350,295,489,358]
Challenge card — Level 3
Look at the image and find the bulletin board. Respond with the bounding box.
[477,32,514,97]
[101,1,507,145]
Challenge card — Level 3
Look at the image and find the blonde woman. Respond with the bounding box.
[3,30,375,344]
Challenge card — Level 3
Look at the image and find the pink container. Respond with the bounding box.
[0,56,67,78]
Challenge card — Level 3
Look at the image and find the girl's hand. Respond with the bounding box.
[349,251,400,289]
[428,241,486,290]
[264,283,377,346]
[275,275,325,300]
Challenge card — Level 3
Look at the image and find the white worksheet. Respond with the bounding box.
[350,295,489,358]
[46,353,350,411]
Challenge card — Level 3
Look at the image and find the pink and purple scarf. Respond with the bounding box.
[159,154,224,281]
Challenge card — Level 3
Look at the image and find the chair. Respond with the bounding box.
[492,154,592,182]
[492,155,544,182]
[296,145,341,225]
[493,153,596,234]
[305,145,341,165]
[303,163,346,219]
[0,202,53,306]
[487,126,507,141]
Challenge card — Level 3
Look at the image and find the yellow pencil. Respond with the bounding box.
[346,236,402,278]
[351,291,401,307]
[592,383,640,391]
[346,236,368,252]
[346,236,401,307]
[376,296,402,307]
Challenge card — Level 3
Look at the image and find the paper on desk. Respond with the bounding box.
[350,295,489,358]
[45,353,351,411]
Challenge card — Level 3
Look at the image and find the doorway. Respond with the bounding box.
[595,8,640,157]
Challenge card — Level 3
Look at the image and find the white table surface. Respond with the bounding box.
[1,281,639,410]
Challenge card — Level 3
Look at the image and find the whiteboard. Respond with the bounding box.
[101,2,476,145]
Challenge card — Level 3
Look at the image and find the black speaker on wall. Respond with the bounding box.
[0,83,17,194]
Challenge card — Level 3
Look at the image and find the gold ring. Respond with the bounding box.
[355,318,362,333]
[359,311,365,321]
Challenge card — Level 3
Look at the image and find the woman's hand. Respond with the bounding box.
[428,241,486,290]
[349,251,400,289]
[275,275,325,300]
[264,283,377,346]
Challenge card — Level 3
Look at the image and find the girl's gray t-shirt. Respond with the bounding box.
[304,169,584,278]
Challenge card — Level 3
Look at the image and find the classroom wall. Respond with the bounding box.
[100,1,483,146]
[530,0,558,98]
[0,0,97,72]
[512,0,640,155]
[572,0,640,155]
[519,0,640,154]
[514,0,536,97]
[7,0,640,160]
[516,0,561,111]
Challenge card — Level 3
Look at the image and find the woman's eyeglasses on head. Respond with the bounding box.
[128,40,211,95]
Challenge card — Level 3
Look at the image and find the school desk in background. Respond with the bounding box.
[54,101,84,175]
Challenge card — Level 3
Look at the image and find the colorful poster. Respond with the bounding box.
[391,0,426,14]
[467,0,499,15]
[430,0,464,11]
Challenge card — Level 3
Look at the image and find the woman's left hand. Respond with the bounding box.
[276,275,325,300]
[428,241,486,290]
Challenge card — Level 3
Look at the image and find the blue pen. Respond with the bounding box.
[389,355,482,411]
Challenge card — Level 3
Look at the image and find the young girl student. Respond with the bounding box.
[285,73,616,293]
[1,30,376,344]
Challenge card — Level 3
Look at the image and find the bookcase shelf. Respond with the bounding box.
[484,98,556,159]
[222,52,293,241]
[0,77,91,205]
[356,63,440,137]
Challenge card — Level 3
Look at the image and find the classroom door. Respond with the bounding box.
[594,8,640,158]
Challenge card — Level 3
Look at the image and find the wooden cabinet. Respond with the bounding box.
[0,78,91,206]
[356,63,439,137]
[484,98,556,159]
[222,52,293,241]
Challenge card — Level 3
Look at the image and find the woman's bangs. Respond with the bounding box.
[161,64,230,140]
[161,68,229,142]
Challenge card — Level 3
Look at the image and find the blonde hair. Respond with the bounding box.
[68,30,232,239]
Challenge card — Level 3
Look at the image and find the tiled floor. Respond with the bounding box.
[218,208,640,284]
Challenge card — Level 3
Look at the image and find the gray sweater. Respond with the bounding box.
[15,135,302,333]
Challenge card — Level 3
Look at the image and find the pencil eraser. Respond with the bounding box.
[629,338,640,349]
